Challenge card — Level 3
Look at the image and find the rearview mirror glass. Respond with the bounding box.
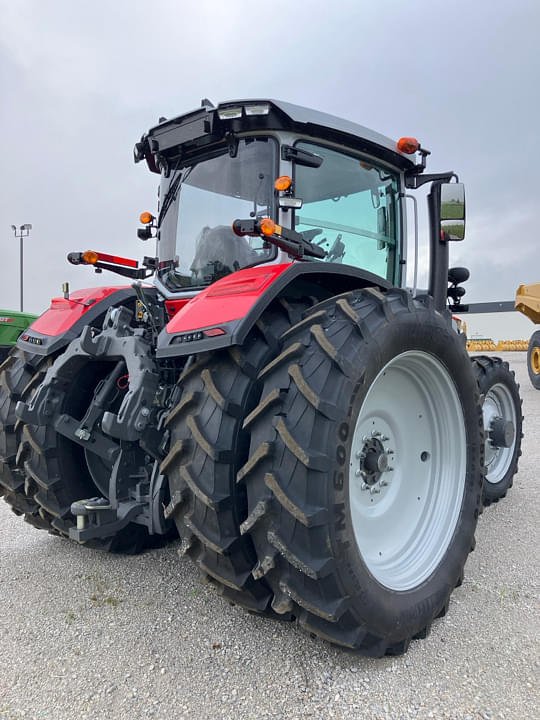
[440,182,465,240]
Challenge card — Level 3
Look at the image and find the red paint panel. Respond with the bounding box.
[165,264,292,334]
[165,299,191,319]
[96,252,138,268]
[30,286,129,337]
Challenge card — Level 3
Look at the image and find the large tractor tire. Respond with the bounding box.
[472,356,523,506]
[0,349,57,530]
[527,330,540,390]
[238,288,484,656]
[0,347,159,553]
[163,300,309,613]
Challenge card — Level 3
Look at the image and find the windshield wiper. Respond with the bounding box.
[250,172,266,218]
[158,164,193,228]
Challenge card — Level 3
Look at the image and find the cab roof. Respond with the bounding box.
[135,98,418,173]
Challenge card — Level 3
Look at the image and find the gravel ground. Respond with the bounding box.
[1,352,538,720]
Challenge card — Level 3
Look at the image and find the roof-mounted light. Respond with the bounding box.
[397,137,420,154]
[218,103,271,120]
[218,107,243,120]
[139,211,155,224]
[244,103,270,116]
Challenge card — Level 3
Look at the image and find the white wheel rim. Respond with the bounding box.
[482,382,517,485]
[349,351,467,591]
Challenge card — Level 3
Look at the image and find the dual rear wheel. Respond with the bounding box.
[0,349,164,553]
[166,288,484,655]
[472,356,523,506]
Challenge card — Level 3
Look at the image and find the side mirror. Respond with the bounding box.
[440,182,465,241]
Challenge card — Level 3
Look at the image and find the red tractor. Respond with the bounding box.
[0,99,522,656]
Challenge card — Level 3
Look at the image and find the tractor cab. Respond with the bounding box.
[134,100,420,299]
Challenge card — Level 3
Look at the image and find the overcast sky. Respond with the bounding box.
[1,0,539,325]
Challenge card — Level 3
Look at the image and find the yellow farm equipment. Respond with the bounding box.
[466,339,497,352]
[495,340,529,352]
[515,283,540,389]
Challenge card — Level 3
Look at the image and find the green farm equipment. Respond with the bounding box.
[0,310,38,363]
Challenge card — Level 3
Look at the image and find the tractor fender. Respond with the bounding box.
[16,286,143,357]
[156,262,391,359]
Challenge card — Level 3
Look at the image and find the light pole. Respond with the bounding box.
[11,224,32,312]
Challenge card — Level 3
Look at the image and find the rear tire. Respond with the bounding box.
[0,347,161,553]
[239,288,484,655]
[527,330,540,390]
[163,300,310,612]
[472,355,523,505]
[0,349,57,531]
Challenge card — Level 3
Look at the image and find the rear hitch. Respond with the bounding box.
[70,497,141,540]
[69,449,172,543]
[16,302,174,542]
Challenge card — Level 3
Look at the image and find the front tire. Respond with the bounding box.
[239,288,484,655]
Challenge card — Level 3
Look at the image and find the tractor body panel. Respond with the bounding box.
[16,286,141,357]
[156,262,391,358]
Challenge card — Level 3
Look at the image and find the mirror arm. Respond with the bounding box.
[405,171,458,189]
[427,184,449,312]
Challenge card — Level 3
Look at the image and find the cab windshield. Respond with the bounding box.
[294,141,401,283]
[158,137,277,290]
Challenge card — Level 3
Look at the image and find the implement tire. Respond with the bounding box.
[239,288,484,656]
[0,347,157,553]
[472,355,523,506]
[163,300,309,613]
[527,330,540,390]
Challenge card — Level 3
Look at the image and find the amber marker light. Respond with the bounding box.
[397,137,420,154]
[274,175,292,191]
[140,211,154,224]
[259,217,281,236]
[82,250,99,264]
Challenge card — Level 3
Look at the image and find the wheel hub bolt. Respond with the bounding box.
[357,434,395,494]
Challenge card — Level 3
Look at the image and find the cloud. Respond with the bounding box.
[1,0,539,313]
